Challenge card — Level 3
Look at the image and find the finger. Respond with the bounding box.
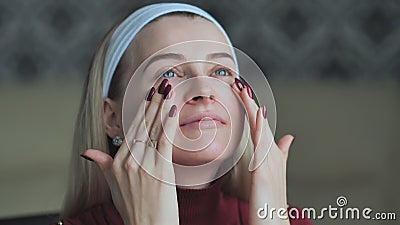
[277,134,295,159]
[82,149,131,206]
[248,107,264,171]
[145,79,172,136]
[113,124,138,175]
[121,98,148,149]
[157,104,178,162]
[82,149,114,184]
[231,77,245,94]
[248,105,275,171]
[241,84,259,131]
[153,104,178,183]
[115,97,149,166]
[253,106,264,150]
[136,79,170,141]
[150,88,174,142]
[260,106,276,157]
[125,81,171,169]
[231,78,258,132]
[137,104,177,184]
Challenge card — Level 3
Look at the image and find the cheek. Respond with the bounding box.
[230,100,245,129]
[167,78,184,95]
[228,101,246,145]
[216,76,235,86]
[222,92,246,147]
[220,88,245,126]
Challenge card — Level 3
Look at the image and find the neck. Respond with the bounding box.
[174,161,223,189]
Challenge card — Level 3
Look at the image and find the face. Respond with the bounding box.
[109,15,245,167]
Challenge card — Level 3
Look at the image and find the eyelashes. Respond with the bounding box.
[211,68,230,77]
[161,70,176,78]
[160,66,234,79]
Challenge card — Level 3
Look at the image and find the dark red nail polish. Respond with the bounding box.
[80,154,93,162]
[291,135,296,145]
[169,105,177,117]
[166,89,173,99]
[163,84,172,99]
[158,79,169,94]
[146,87,155,101]
[234,78,244,91]
[262,105,267,119]
[246,85,253,99]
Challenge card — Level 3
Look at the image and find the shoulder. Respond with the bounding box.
[51,203,123,225]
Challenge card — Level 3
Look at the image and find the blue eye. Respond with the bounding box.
[161,70,176,78]
[212,68,229,76]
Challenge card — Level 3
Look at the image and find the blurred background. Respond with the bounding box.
[0,0,399,224]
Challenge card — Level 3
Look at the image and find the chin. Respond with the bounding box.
[172,141,232,166]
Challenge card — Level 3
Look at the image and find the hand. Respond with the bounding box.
[232,79,295,225]
[81,80,179,225]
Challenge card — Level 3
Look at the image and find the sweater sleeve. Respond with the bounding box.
[287,207,313,225]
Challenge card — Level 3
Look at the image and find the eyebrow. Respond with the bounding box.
[143,53,185,71]
[143,52,235,71]
[206,52,235,62]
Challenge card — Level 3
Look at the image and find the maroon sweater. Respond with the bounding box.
[54,180,312,225]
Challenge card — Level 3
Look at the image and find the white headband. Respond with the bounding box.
[102,3,237,98]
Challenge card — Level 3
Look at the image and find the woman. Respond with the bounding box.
[54,3,312,225]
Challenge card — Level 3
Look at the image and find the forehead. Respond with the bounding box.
[132,15,230,62]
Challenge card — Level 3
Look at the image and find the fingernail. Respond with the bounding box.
[146,87,155,101]
[169,105,177,117]
[158,79,169,94]
[80,154,93,162]
[246,85,253,99]
[166,90,173,99]
[163,84,172,99]
[291,135,296,145]
[262,105,267,119]
[234,78,244,91]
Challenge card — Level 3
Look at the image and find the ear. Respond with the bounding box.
[103,98,123,138]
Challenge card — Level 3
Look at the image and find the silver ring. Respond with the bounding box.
[133,139,157,149]
[133,139,147,144]
[148,140,158,149]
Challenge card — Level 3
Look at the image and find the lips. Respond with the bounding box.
[180,112,226,128]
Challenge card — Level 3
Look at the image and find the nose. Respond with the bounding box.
[188,94,216,105]
[184,77,216,106]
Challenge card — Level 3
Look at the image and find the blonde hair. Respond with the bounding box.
[61,26,115,217]
[61,12,253,218]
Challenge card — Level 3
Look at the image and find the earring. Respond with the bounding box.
[112,135,123,146]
